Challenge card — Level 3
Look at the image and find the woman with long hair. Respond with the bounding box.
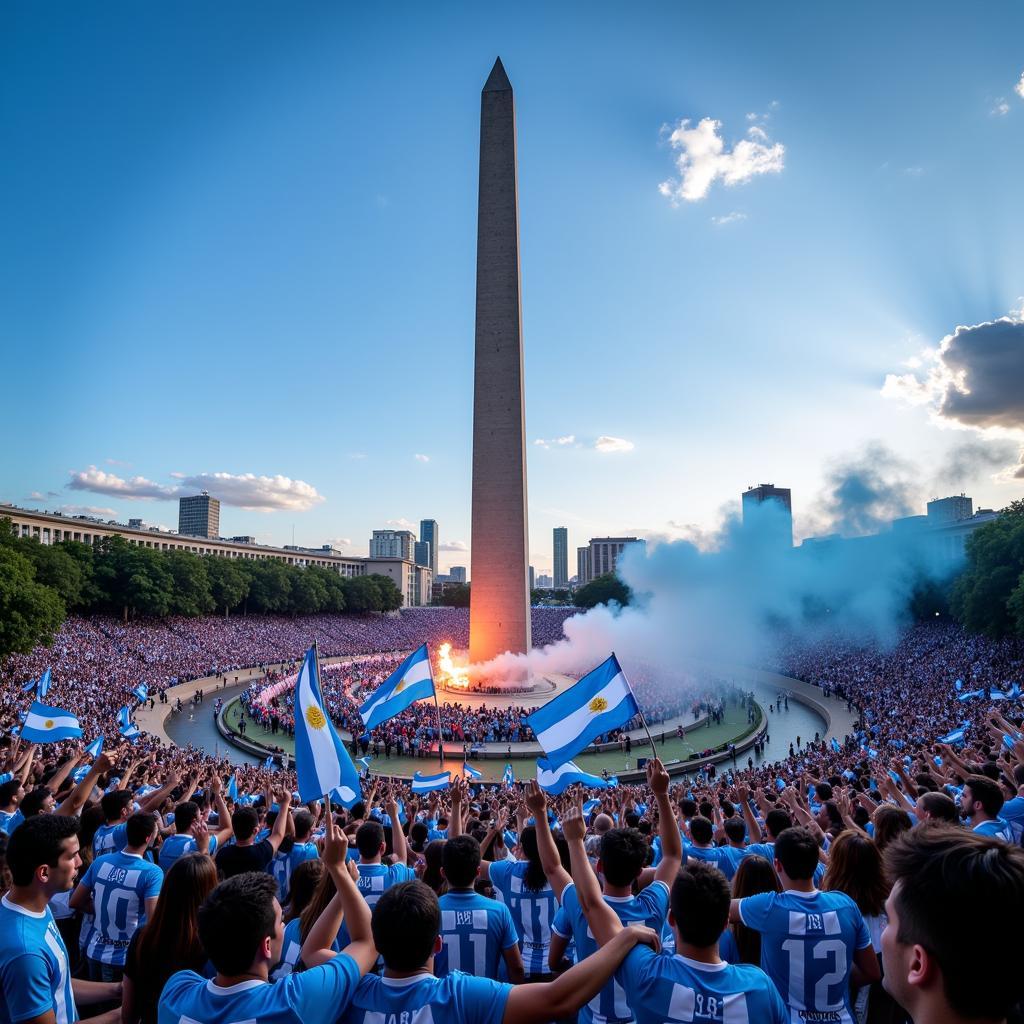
[722,855,781,965]
[122,853,218,1024]
[871,806,912,854]
[419,839,448,897]
[284,858,325,924]
[822,831,902,1024]
[484,825,560,979]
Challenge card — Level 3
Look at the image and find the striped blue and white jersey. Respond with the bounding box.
[80,851,162,966]
[0,893,78,1024]
[158,832,218,873]
[93,822,128,858]
[436,890,519,979]
[488,860,558,976]
[269,842,320,902]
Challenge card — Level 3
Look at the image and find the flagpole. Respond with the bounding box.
[615,651,658,760]
[425,644,445,770]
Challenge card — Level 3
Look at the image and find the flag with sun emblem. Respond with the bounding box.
[295,646,362,807]
[359,643,435,731]
[525,654,639,768]
[20,701,83,743]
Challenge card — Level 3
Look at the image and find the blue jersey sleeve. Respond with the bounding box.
[0,952,56,1023]
[452,973,511,1024]
[499,902,519,949]
[142,864,163,900]
[289,951,361,1019]
[551,905,571,939]
[81,859,98,890]
[638,879,671,920]
[487,858,513,897]
[738,891,775,931]
[614,943,658,996]
[853,906,872,950]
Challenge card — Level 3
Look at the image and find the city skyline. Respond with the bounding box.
[3,4,1024,577]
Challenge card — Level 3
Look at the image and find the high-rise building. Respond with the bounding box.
[926,494,973,525]
[528,565,535,591]
[178,492,220,539]
[587,537,646,579]
[370,529,416,560]
[741,484,793,547]
[469,58,531,663]
[414,540,431,568]
[553,527,568,589]
[577,546,590,586]
[536,574,553,589]
[419,519,439,577]
[450,566,467,584]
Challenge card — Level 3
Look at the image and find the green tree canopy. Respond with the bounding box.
[0,544,66,659]
[573,572,632,610]
[204,556,250,617]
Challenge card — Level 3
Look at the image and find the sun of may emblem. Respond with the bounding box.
[304,705,327,730]
[44,719,54,729]
[588,696,608,714]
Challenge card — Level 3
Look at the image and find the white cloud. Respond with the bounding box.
[534,435,577,449]
[67,465,325,511]
[105,458,132,467]
[325,536,354,550]
[992,98,1011,116]
[1016,72,1024,99]
[711,211,747,226]
[385,518,416,530]
[69,466,174,500]
[659,116,785,204]
[439,539,469,552]
[349,453,368,460]
[594,436,635,453]
[414,453,430,463]
[903,166,925,177]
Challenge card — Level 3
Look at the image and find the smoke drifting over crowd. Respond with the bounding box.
[476,452,950,682]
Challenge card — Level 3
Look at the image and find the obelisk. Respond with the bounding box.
[469,57,531,664]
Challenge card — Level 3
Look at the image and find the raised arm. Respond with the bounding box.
[525,781,572,899]
[209,776,234,845]
[301,818,376,974]
[56,752,112,817]
[737,783,761,843]
[137,771,181,815]
[563,804,621,946]
[385,786,408,864]
[267,790,291,854]
[650,759,682,886]
[447,779,463,840]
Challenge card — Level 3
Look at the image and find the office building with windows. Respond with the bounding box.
[370,529,416,560]
[587,537,646,580]
[741,483,793,547]
[419,519,439,577]
[553,527,568,589]
[178,492,220,539]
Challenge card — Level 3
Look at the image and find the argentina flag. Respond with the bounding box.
[85,736,104,760]
[21,701,83,743]
[502,764,515,787]
[463,762,483,780]
[132,682,148,703]
[525,654,639,768]
[938,726,966,744]
[536,758,610,796]
[294,646,362,807]
[411,770,451,793]
[359,644,435,731]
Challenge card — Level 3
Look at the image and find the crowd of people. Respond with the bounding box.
[0,615,1023,1022]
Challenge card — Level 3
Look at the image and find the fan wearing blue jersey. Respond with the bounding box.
[94,774,180,860]
[268,810,319,903]
[0,815,122,1024]
[158,818,376,1024]
[563,800,788,1024]
[71,813,163,982]
[960,775,1018,842]
[436,835,524,982]
[486,825,560,978]
[535,759,683,1024]
[350,795,415,914]
[880,825,1024,1024]
[729,826,880,1024]
[323,878,659,1024]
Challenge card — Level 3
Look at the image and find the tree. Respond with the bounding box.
[205,556,249,617]
[573,572,631,610]
[307,566,346,613]
[949,501,1024,638]
[0,544,66,659]
[368,574,403,612]
[123,548,175,619]
[434,583,470,608]
[164,550,215,617]
[290,569,330,615]
[343,575,384,613]
[16,539,87,611]
[245,560,295,614]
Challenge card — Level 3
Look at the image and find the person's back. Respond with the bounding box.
[487,833,559,977]
[733,828,875,1024]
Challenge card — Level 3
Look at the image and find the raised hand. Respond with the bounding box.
[562,804,586,843]
[646,757,670,797]
[525,779,547,817]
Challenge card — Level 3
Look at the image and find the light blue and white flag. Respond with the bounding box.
[21,701,82,743]
[535,758,610,796]
[938,726,966,745]
[525,654,639,768]
[132,682,148,703]
[294,646,362,807]
[226,774,239,801]
[830,737,841,754]
[502,764,515,787]
[85,735,104,760]
[583,799,602,816]
[263,755,276,771]
[957,688,985,702]
[411,770,451,794]
[71,764,91,783]
[21,668,52,698]
[463,762,483,780]
[357,756,372,774]
[954,679,963,692]
[359,644,435,731]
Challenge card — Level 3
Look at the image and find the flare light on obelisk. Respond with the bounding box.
[468,57,531,665]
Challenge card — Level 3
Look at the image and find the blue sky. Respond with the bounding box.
[2,2,1023,573]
